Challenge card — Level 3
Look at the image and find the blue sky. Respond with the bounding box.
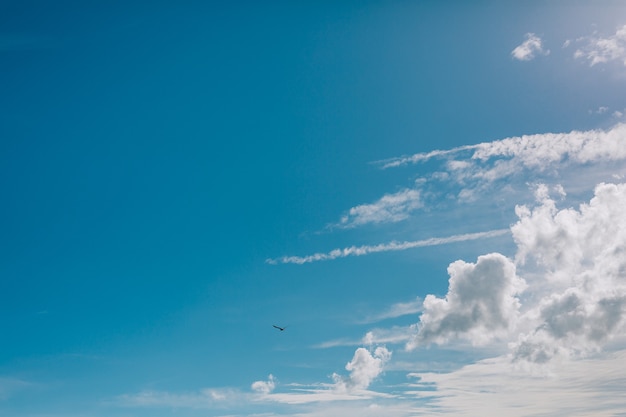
[2,1,626,416]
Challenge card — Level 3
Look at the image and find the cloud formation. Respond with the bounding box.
[338,189,422,228]
[412,350,626,417]
[511,33,549,61]
[333,346,392,392]
[574,25,626,66]
[251,374,276,394]
[382,123,626,173]
[408,253,526,349]
[269,124,626,267]
[510,182,626,362]
[267,229,508,264]
[404,182,626,362]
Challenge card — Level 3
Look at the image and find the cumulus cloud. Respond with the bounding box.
[253,346,393,407]
[402,182,626,363]
[407,253,526,349]
[251,374,276,394]
[333,347,392,392]
[509,182,626,362]
[511,33,550,61]
[338,189,422,228]
[574,25,626,66]
[402,184,626,413]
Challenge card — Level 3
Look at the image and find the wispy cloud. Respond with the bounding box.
[315,327,412,349]
[382,123,626,173]
[411,349,626,416]
[511,33,550,61]
[375,123,626,211]
[116,387,241,408]
[266,229,508,265]
[336,189,422,228]
[361,298,423,323]
[377,144,479,169]
[574,25,626,66]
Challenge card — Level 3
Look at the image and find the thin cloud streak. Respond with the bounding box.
[267,229,509,265]
[380,123,626,172]
[377,145,480,169]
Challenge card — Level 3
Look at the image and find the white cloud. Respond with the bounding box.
[266,229,508,264]
[402,182,626,363]
[509,182,626,362]
[375,124,626,210]
[407,253,526,349]
[252,374,276,394]
[471,123,626,167]
[574,25,626,66]
[338,189,422,228]
[381,123,626,173]
[256,346,393,407]
[411,349,626,416]
[376,145,479,169]
[511,33,550,61]
[333,347,392,392]
[269,125,626,267]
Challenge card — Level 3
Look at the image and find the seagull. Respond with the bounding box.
[272,325,286,331]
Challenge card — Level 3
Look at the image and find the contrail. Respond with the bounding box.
[266,229,509,265]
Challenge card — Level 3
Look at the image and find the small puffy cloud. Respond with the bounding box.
[574,25,626,66]
[339,189,422,228]
[511,33,550,61]
[333,347,391,392]
[408,253,526,349]
[251,374,276,394]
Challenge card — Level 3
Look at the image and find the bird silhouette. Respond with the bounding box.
[272,325,286,331]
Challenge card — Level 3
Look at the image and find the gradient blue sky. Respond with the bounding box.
[2,2,626,416]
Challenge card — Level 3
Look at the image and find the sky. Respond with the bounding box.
[2,1,626,416]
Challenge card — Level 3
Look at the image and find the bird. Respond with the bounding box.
[272,325,286,331]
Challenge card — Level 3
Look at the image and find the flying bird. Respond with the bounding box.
[272,325,286,331]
